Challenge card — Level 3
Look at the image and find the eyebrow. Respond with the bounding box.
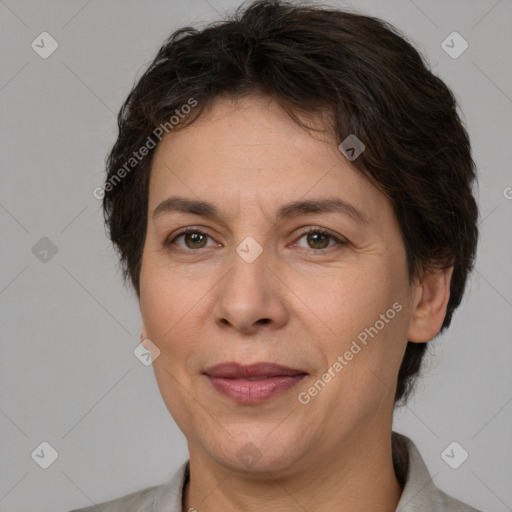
[152,195,369,225]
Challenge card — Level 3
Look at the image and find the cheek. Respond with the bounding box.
[319,269,403,342]
[139,258,200,365]
[306,311,408,434]
[139,263,205,430]
[311,265,410,400]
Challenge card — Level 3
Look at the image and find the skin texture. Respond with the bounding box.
[138,94,453,512]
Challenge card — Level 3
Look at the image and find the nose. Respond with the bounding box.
[213,242,289,336]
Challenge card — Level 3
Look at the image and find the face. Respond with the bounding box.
[139,94,420,474]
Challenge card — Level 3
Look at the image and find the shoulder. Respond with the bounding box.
[434,487,483,512]
[67,460,189,512]
[67,483,160,512]
[393,432,483,512]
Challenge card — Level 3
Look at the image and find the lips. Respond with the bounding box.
[204,361,306,378]
[204,362,307,403]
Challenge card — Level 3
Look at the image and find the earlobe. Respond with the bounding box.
[407,266,454,343]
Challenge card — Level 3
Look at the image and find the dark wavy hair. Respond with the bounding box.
[102,0,478,405]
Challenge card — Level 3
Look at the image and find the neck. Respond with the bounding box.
[183,428,403,512]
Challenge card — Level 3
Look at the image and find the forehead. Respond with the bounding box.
[148,94,389,223]
[154,95,335,170]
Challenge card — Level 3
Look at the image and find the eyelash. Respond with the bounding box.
[164,227,347,253]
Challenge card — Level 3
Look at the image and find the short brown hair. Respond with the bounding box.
[103,0,478,405]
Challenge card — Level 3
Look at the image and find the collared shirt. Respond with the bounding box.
[69,432,482,512]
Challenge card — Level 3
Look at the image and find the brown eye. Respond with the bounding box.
[306,231,330,249]
[182,232,208,249]
[166,229,216,251]
[294,229,347,251]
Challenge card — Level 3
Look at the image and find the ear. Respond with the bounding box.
[407,266,454,343]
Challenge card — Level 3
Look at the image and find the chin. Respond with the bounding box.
[200,430,310,475]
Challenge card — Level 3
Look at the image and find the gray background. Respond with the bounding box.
[1,0,511,511]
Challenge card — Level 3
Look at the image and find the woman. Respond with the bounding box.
[72,1,480,510]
